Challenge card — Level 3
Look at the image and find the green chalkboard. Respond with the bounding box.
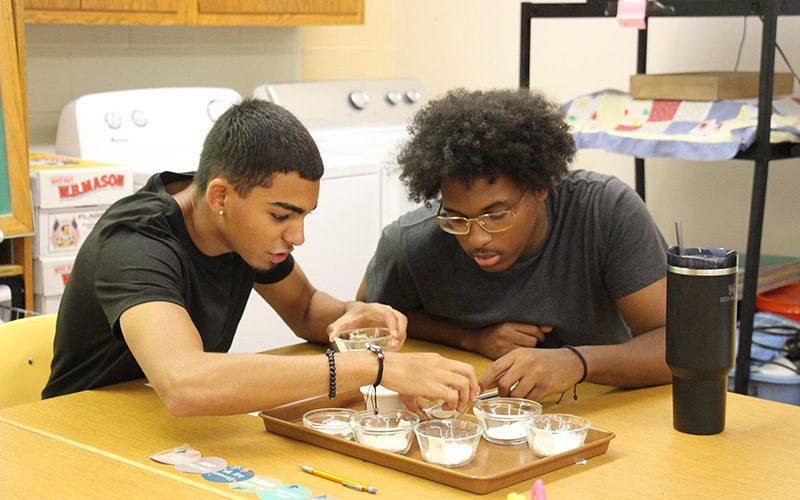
[0,84,11,215]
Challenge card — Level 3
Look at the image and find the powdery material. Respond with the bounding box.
[485,422,527,441]
[421,437,475,466]
[357,433,410,453]
[532,431,584,456]
[309,418,352,439]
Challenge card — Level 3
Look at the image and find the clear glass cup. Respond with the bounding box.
[302,408,357,440]
[332,327,394,352]
[414,419,482,468]
[349,409,419,455]
[472,397,543,445]
[524,413,590,457]
[415,396,461,420]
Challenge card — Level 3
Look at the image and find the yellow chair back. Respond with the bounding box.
[0,314,57,409]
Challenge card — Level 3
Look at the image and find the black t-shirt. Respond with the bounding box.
[43,172,293,399]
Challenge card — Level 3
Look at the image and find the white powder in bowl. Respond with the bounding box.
[485,422,527,441]
[357,433,410,453]
[313,419,352,439]
[421,436,475,466]
[532,431,584,456]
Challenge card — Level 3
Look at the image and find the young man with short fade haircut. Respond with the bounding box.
[45,98,479,416]
[359,88,670,401]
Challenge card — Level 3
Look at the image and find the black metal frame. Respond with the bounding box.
[520,0,800,394]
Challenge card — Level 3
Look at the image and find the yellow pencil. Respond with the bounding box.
[299,465,378,494]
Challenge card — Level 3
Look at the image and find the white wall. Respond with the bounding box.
[23,3,800,257]
[388,2,800,257]
[26,24,302,145]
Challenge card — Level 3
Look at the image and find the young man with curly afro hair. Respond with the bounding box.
[357,88,670,402]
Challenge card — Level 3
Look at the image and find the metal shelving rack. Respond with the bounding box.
[519,0,800,394]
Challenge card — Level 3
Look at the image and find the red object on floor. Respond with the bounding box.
[756,283,800,321]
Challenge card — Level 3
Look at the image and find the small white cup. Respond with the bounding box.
[360,385,404,412]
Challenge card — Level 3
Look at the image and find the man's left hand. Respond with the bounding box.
[478,347,585,401]
[327,302,408,351]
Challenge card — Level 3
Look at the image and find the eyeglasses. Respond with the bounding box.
[435,189,529,235]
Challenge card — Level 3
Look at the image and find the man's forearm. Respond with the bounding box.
[293,289,349,344]
[406,309,479,352]
[578,327,671,388]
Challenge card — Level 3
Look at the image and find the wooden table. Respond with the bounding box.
[1,339,799,498]
[0,420,223,498]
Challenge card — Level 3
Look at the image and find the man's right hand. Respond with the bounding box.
[474,322,553,360]
[381,352,479,414]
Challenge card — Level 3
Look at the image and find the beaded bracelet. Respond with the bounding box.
[556,345,588,404]
[367,344,385,387]
[325,348,336,399]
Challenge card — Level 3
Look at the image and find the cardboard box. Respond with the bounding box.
[29,152,134,209]
[33,256,74,296]
[629,72,794,100]
[33,206,106,258]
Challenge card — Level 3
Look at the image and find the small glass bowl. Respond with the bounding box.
[349,410,419,455]
[472,397,543,445]
[415,396,461,420]
[414,419,482,468]
[524,413,590,457]
[302,408,357,440]
[332,327,394,352]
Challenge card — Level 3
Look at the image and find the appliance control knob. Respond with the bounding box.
[349,90,370,110]
[404,90,422,104]
[131,110,148,127]
[104,111,122,129]
[385,91,403,105]
[207,100,227,122]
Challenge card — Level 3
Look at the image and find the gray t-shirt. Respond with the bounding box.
[365,170,667,347]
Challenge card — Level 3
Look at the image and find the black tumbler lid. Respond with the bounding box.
[667,246,737,270]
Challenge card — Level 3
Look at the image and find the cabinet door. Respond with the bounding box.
[25,0,183,24]
[195,0,363,26]
[80,0,178,13]
[24,1,79,10]
[25,0,363,25]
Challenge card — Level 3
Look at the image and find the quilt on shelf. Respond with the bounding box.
[563,89,800,161]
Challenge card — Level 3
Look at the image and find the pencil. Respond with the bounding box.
[299,465,378,494]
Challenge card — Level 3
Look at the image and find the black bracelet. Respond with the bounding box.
[556,345,588,404]
[367,344,385,387]
[564,345,588,384]
[325,348,336,399]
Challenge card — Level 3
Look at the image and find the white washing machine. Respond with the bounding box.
[55,87,243,189]
[51,84,409,353]
[253,79,426,227]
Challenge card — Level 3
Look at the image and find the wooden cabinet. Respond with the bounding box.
[1,0,34,310]
[24,0,363,26]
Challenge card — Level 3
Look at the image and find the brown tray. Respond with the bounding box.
[260,389,615,495]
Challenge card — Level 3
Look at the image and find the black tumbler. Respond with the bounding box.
[666,246,737,435]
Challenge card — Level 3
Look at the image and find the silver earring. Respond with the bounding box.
[218,210,224,216]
